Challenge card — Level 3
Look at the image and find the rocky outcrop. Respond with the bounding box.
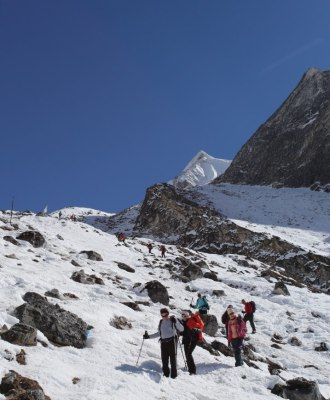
[215,68,330,188]
[71,270,104,285]
[14,292,88,348]
[17,231,45,247]
[79,250,103,261]
[0,370,51,400]
[133,184,330,292]
[142,280,169,305]
[271,377,325,400]
[1,323,37,346]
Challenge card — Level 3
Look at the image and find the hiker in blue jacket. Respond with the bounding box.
[190,293,209,315]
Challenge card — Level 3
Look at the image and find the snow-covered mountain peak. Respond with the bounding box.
[170,150,231,189]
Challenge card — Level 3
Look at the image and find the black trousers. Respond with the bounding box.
[243,313,256,332]
[184,341,197,374]
[161,338,177,378]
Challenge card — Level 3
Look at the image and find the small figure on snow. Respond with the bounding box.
[159,245,167,258]
[147,242,153,254]
[241,299,256,334]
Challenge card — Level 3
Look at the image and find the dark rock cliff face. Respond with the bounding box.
[133,184,330,292]
[215,68,330,187]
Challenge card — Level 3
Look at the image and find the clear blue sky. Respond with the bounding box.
[1,1,330,213]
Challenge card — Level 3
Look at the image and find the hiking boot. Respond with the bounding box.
[252,331,256,334]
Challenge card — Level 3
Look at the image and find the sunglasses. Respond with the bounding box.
[229,312,235,316]
[161,314,169,317]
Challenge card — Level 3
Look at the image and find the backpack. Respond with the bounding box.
[250,301,256,313]
[189,313,204,343]
[202,296,210,310]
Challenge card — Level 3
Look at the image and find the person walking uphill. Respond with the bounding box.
[147,243,153,254]
[159,245,167,258]
[221,304,233,342]
[143,308,183,379]
[190,293,209,315]
[241,299,256,333]
[227,307,246,367]
[180,310,204,375]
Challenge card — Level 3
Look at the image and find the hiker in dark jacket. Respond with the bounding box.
[159,245,167,258]
[241,299,256,333]
[221,304,233,341]
[143,308,183,379]
[180,310,204,375]
[147,243,153,254]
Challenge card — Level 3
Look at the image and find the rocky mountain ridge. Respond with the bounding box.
[215,67,330,188]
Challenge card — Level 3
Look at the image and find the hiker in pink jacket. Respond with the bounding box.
[227,307,246,367]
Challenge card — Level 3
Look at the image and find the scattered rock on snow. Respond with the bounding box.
[1,323,37,346]
[272,281,291,296]
[142,280,169,305]
[17,230,46,248]
[79,250,103,261]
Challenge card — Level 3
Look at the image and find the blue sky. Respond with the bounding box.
[1,1,330,213]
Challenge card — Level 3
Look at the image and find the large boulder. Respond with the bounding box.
[143,280,169,305]
[71,270,104,285]
[79,250,103,261]
[14,292,88,348]
[201,314,218,336]
[180,264,203,282]
[17,231,45,247]
[1,323,37,346]
[0,370,51,400]
[273,281,291,296]
[271,377,325,400]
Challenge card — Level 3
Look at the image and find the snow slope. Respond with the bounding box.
[0,207,329,400]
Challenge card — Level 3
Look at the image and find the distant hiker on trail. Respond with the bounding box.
[179,310,204,375]
[221,304,233,342]
[241,299,256,334]
[147,243,153,254]
[117,232,126,244]
[58,211,62,220]
[227,307,246,367]
[190,293,209,315]
[143,307,183,379]
[159,245,167,258]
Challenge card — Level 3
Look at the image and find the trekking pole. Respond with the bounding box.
[178,339,187,371]
[136,336,145,366]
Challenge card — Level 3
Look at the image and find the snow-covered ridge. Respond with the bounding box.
[170,150,231,189]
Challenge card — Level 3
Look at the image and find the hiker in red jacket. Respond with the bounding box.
[159,245,167,258]
[227,307,246,367]
[180,310,204,375]
[241,299,256,334]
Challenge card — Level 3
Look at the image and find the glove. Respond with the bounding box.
[242,310,246,314]
[143,331,149,339]
[190,304,194,308]
[192,328,201,334]
[170,316,176,323]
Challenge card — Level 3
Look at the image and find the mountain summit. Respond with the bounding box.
[170,150,231,189]
[215,67,330,188]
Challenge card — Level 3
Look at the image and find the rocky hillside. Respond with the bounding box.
[1,209,329,400]
[215,67,330,188]
[103,183,330,294]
